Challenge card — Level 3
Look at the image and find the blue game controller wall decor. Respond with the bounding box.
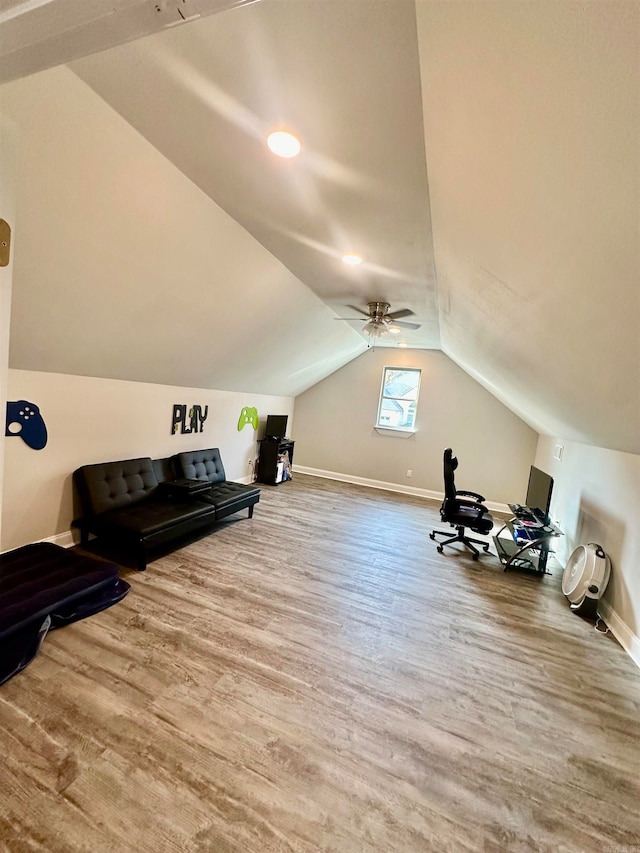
[237,407,259,431]
[5,400,48,450]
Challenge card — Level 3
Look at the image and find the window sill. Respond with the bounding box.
[374,426,416,437]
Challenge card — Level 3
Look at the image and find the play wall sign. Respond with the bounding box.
[172,404,208,435]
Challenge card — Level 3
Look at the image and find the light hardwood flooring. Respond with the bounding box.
[1,474,639,852]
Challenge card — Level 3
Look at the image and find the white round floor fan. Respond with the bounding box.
[562,543,610,618]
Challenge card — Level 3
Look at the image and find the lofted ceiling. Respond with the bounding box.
[69,0,441,350]
[1,0,638,453]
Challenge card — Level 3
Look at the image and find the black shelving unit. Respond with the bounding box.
[257,438,295,485]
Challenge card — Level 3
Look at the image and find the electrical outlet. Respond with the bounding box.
[406,469,412,478]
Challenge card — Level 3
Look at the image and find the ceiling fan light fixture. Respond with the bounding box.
[363,320,388,338]
[267,130,301,158]
[342,254,362,265]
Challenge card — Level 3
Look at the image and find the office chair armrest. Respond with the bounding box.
[454,499,489,515]
[456,489,486,503]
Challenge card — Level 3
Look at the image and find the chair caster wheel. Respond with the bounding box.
[429,532,435,540]
[483,545,490,552]
[436,545,443,554]
[472,553,479,561]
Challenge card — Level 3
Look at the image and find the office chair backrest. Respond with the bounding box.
[443,448,459,503]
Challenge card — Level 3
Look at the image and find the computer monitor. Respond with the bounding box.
[265,414,288,439]
[525,466,553,521]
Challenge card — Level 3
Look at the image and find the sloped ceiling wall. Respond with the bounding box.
[1,65,365,397]
[68,0,441,351]
[416,1,639,454]
[1,0,638,452]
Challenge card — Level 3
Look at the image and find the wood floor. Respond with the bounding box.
[1,474,639,852]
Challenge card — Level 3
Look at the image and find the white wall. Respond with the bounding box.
[293,347,538,505]
[1,369,293,552]
[0,64,362,399]
[536,436,640,667]
[0,116,16,545]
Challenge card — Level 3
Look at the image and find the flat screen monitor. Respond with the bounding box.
[525,466,553,520]
[265,414,288,439]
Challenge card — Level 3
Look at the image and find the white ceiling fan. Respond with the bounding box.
[336,302,421,339]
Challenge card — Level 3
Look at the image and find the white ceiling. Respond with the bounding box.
[2,0,638,453]
[69,0,441,350]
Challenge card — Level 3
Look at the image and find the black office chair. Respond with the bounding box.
[429,448,494,560]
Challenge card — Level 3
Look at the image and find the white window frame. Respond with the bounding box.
[375,366,421,434]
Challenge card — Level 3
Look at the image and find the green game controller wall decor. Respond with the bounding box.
[237,406,259,431]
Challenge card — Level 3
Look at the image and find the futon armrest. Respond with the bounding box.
[157,479,211,498]
[456,489,486,503]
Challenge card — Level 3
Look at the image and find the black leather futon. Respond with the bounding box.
[72,448,259,570]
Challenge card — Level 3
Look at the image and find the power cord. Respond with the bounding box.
[594,613,610,635]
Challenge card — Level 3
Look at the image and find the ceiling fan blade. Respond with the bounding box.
[385,317,420,329]
[391,320,421,330]
[386,308,414,320]
[337,305,418,326]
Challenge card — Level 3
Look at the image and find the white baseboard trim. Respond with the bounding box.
[294,466,510,515]
[598,599,640,670]
[42,530,77,548]
[0,529,77,555]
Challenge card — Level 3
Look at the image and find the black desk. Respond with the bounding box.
[493,505,563,574]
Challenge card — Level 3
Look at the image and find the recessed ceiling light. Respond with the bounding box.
[389,325,401,334]
[267,131,301,158]
[342,254,362,265]
[397,342,408,348]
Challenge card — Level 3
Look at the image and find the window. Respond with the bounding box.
[376,367,421,431]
